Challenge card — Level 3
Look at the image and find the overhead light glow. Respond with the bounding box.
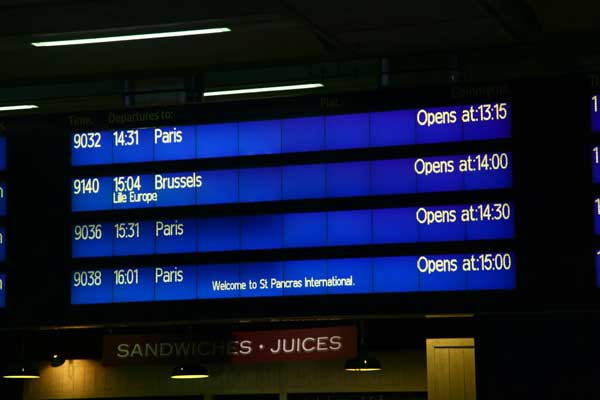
[170,373,210,379]
[170,365,209,379]
[0,105,38,112]
[203,83,324,97]
[344,354,382,372]
[2,374,40,379]
[3,364,40,379]
[31,28,231,47]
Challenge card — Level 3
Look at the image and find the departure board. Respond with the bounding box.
[70,100,516,305]
[592,93,600,285]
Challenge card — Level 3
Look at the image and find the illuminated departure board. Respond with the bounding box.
[592,94,600,285]
[70,101,516,305]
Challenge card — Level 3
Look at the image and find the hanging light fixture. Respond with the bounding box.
[344,352,382,372]
[170,327,209,379]
[170,364,210,379]
[344,320,382,372]
[3,363,40,379]
[50,354,65,368]
[49,332,66,367]
[3,336,40,379]
[169,326,209,379]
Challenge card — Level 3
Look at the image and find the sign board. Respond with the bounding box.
[103,326,357,365]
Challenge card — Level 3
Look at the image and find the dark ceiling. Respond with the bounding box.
[0,0,599,110]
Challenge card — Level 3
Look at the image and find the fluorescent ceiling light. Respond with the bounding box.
[203,83,324,97]
[31,28,231,47]
[0,105,38,112]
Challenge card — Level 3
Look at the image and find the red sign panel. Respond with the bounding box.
[103,326,356,365]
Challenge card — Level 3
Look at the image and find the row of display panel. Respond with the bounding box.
[72,203,514,258]
[72,103,510,165]
[71,252,516,304]
[72,153,511,212]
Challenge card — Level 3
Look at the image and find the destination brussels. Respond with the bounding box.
[78,151,509,208]
[112,173,202,205]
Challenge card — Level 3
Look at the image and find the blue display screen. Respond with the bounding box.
[592,95,600,132]
[591,96,600,289]
[72,202,514,258]
[0,273,5,308]
[592,145,600,184]
[71,152,512,212]
[0,226,5,262]
[0,182,6,217]
[70,100,515,306]
[71,103,511,166]
[71,252,516,304]
[594,199,600,235]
